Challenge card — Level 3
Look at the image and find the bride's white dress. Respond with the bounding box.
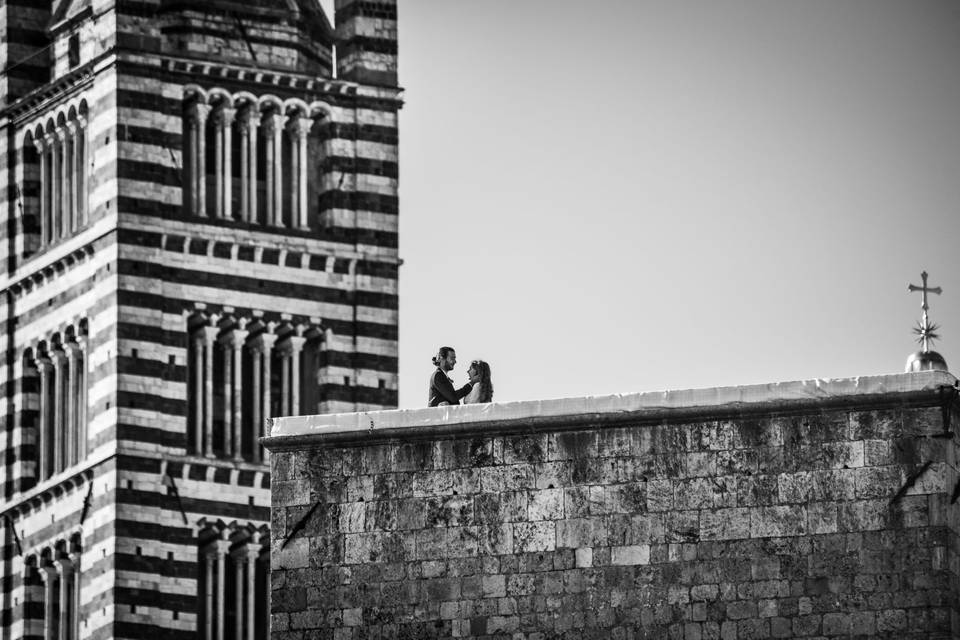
[462,383,483,404]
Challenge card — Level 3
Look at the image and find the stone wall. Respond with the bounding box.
[266,372,960,639]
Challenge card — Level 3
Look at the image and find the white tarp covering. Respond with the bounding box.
[269,370,958,439]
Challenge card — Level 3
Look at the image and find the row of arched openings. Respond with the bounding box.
[182,87,334,232]
[19,99,91,255]
[21,320,90,484]
[23,533,83,640]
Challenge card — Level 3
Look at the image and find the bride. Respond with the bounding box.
[463,360,494,404]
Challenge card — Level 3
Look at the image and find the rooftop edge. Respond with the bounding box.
[263,371,959,450]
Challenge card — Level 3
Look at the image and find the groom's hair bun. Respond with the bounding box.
[432,346,454,366]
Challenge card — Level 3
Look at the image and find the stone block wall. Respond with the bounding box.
[266,372,960,639]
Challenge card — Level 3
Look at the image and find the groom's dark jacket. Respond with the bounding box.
[429,368,473,407]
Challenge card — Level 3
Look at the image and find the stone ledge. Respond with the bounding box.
[263,371,958,450]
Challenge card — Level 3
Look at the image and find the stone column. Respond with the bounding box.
[262,112,286,227]
[221,337,232,454]
[288,336,306,416]
[39,565,57,640]
[279,347,290,417]
[193,104,211,217]
[33,138,47,245]
[293,117,312,230]
[214,539,230,640]
[247,110,259,223]
[203,326,218,458]
[286,124,299,228]
[78,337,88,460]
[258,333,277,461]
[231,329,248,460]
[69,551,81,640]
[57,128,70,239]
[213,109,224,219]
[76,117,87,226]
[65,122,78,233]
[262,116,273,226]
[186,105,200,215]
[54,556,72,640]
[65,342,81,468]
[47,134,59,240]
[230,547,247,640]
[221,108,236,220]
[244,542,260,640]
[193,333,204,455]
[249,345,262,464]
[204,551,215,640]
[238,110,250,222]
[36,358,52,480]
[263,113,287,227]
[273,113,287,227]
[50,350,66,474]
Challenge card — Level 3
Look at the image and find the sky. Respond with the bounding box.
[340,1,960,406]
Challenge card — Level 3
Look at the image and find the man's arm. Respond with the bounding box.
[455,383,473,400]
[431,370,464,406]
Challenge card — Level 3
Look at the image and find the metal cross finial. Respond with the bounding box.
[908,270,942,352]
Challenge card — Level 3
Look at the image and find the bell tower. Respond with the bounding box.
[0,0,401,637]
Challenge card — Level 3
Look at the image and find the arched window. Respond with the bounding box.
[197,521,270,640]
[19,101,89,258]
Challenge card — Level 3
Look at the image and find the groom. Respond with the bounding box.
[429,346,473,407]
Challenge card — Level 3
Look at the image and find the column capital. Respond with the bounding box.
[49,349,67,367]
[249,332,279,352]
[38,564,57,582]
[54,127,68,142]
[44,133,57,147]
[219,327,249,349]
[33,136,46,152]
[53,555,73,575]
[36,356,53,373]
[231,542,261,563]
[189,102,212,123]
[286,335,307,354]
[204,538,232,558]
[202,325,220,345]
[261,112,287,135]
[238,106,260,131]
[290,116,314,139]
[231,329,249,350]
[217,107,237,127]
[64,121,78,135]
[63,341,81,357]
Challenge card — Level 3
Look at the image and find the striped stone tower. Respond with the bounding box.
[0,0,400,638]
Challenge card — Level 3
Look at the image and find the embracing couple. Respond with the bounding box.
[428,346,494,407]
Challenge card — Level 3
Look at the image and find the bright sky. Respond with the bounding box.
[331,1,960,406]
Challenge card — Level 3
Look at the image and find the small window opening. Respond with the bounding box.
[68,33,80,68]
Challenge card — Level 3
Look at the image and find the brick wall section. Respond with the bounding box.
[266,372,960,639]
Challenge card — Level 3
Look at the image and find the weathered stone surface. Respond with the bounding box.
[269,393,960,638]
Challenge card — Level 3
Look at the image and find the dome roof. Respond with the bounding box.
[904,350,948,373]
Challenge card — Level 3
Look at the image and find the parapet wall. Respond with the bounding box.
[265,372,960,639]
